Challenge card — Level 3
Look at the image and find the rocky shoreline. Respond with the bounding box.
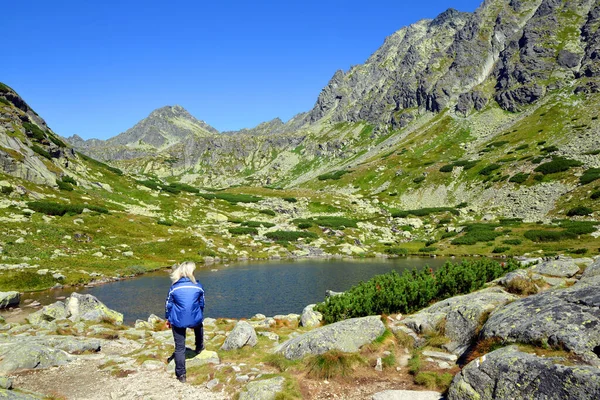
[0,255,599,399]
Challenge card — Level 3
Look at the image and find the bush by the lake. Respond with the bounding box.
[283,197,297,203]
[385,247,408,256]
[265,230,317,242]
[418,246,437,253]
[298,222,312,229]
[492,246,510,253]
[534,157,582,175]
[502,238,522,245]
[315,259,520,323]
[228,227,258,235]
[580,168,600,185]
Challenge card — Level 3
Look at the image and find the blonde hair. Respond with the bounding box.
[170,261,197,283]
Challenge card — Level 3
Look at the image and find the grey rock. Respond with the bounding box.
[421,350,457,362]
[581,257,600,281]
[276,316,385,360]
[0,388,42,399]
[66,293,123,325]
[0,342,70,373]
[300,304,322,328]
[372,390,443,400]
[206,378,220,390]
[481,276,600,365]
[220,321,258,351]
[447,346,600,400]
[530,258,581,277]
[238,376,286,400]
[0,376,12,389]
[0,292,20,309]
[27,301,68,325]
[401,287,516,356]
[257,331,279,341]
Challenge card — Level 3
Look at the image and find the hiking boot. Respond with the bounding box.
[195,346,205,355]
[177,374,186,383]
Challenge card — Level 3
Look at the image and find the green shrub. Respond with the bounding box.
[228,227,258,235]
[77,152,123,175]
[31,144,52,160]
[215,193,262,203]
[61,175,77,185]
[559,220,598,235]
[385,247,408,256]
[48,134,67,148]
[391,207,459,218]
[56,180,74,191]
[439,164,454,172]
[534,157,582,175]
[283,197,297,203]
[1,186,13,195]
[298,222,312,229]
[580,168,600,185]
[166,182,199,193]
[524,230,577,242]
[571,248,588,255]
[453,160,479,170]
[584,149,600,155]
[413,176,426,184]
[478,164,501,176]
[509,173,529,184]
[22,122,46,141]
[541,145,559,153]
[451,224,502,245]
[157,219,173,226]
[242,221,275,228]
[418,246,437,252]
[137,180,161,191]
[318,170,350,181]
[498,218,523,225]
[503,239,522,245]
[515,144,529,151]
[591,191,600,200]
[315,259,519,323]
[0,83,10,92]
[259,209,276,216]
[487,140,509,148]
[265,231,317,242]
[492,246,510,253]
[0,97,9,106]
[441,231,458,239]
[566,206,593,216]
[313,216,358,229]
[456,202,468,208]
[26,201,107,216]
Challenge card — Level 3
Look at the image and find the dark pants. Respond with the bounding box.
[172,323,204,378]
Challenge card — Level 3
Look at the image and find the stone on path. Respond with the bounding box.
[372,390,444,400]
[220,321,257,351]
[238,376,286,400]
[0,343,70,373]
[276,316,385,360]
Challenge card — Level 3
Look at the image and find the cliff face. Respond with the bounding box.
[307,0,599,125]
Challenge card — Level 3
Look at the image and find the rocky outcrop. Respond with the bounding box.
[0,291,20,309]
[276,316,385,360]
[0,342,71,374]
[448,346,600,400]
[400,287,517,356]
[480,275,600,365]
[65,293,123,324]
[220,321,258,351]
[0,388,42,399]
[238,376,286,400]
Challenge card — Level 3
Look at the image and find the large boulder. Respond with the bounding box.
[276,316,385,360]
[300,304,322,328]
[581,257,600,281]
[27,301,69,325]
[447,346,600,400]
[220,321,258,351]
[0,389,42,399]
[0,343,70,373]
[480,277,600,365]
[31,336,101,354]
[529,258,580,277]
[401,287,517,356]
[66,293,123,325]
[238,376,286,400]
[0,292,20,309]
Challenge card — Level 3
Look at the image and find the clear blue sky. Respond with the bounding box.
[3,0,482,140]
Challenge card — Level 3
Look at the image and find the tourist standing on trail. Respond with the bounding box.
[165,261,205,383]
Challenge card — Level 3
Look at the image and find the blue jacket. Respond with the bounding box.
[165,277,204,328]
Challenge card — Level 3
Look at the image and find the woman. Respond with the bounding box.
[165,261,205,383]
